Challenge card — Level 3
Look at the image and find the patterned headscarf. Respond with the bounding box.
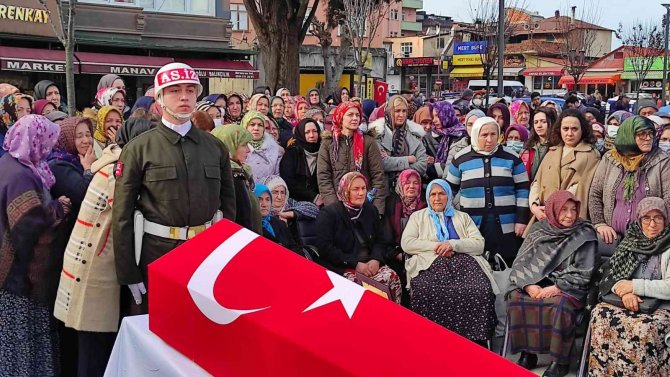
[0,93,33,133]
[95,87,125,110]
[263,175,290,214]
[545,190,582,229]
[241,110,267,149]
[331,101,365,171]
[432,101,466,163]
[425,179,455,242]
[487,102,511,131]
[293,98,309,123]
[509,100,530,125]
[470,116,500,156]
[248,94,269,113]
[254,184,276,237]
[0,83,19,98]
[396,169,422,217]
[337,171,368,212]
[610,116,656,201]
[224,93,245,124]
[95,106,123,144]
[49,117,93,173]
[304,107,326,123]
[97,74,121,90]
[195,100,215,112]
[283,96,297,124]
[2,114,60,188]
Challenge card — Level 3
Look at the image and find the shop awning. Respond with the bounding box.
[177,58,259,79]
[523,67,564,76]
[0,46,76,73]
[558,74,620,86]
[450,67,484,78]
[75,52,174,76]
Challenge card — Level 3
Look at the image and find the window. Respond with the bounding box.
[401,42,413,57]
[390,9,398,20]
[231,4,248,31]
[389,31,398,38]
[108,0,211,15]
[545,35,555,42]
[436,37,445,49]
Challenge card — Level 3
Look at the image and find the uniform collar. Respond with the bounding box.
[158,120,200,144]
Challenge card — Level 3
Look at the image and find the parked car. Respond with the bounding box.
[606,92,653,113]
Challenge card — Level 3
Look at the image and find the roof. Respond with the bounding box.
[530,16,611,34]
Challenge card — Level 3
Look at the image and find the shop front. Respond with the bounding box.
[395,56,440,95]
[449,42,484,92]
[622,57,669,94]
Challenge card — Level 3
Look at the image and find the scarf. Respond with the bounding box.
[331,101,365,171]
[97,74,121,90]
[337,171,367,218]
[432,101,465,163]
[412,105,432,125]
[211,123,253,178]
[224,93,245,124]
[487,103,511,131]
[294,118,321,153]
[470,116,500,156]
[242,110,267,150]
[254,184,276,237]
[95,87,125,110]
[509,100,530,126]
[3,114,60,188]
[248,94,269,113]
[94,106,123,144]
[612,116,655,200]
[49,116,93,173]
[426,179,456,242]
[263,175,290,214]
[396,169,422,217]
[0,93,30,134]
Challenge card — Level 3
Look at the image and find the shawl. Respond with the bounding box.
[95,106,123,144]
[254,184,276,237]
[97,74,122,90]
[3,114,60,188]
[0,93,31,133]
[337,171,367,217]
[432,101,465,163]
[612,116,656,200]
[426,179,456,242]
[242,110,267,150]
[487,102,511,131]
[396,169,422,217]
[224,93,245,124]
[33,99,53,116]
[331,101,365,172]
[33,80,58,100]
[95,87,125,110]
[509,100,530,125]
[470,116,500,156]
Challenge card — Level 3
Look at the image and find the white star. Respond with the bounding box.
[303,270,366,319]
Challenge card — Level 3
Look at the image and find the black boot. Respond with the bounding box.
[516,351,538,370]
[542,361,569,377]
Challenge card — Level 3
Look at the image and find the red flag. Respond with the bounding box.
[374,80,388,107]
[149,220,533,376]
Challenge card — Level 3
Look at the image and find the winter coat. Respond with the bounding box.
[247,133,283,184]
[367,118,428,181]
[279,145,319,202]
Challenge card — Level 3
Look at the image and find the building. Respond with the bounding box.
[0,0,258,109]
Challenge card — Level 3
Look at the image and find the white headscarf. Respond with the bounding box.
[262,175,289,214]
[275,87,290,97]
[470,116,500,156]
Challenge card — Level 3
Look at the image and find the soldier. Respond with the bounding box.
[113,63,236,313]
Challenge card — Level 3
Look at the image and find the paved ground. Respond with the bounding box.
[491,337,584,377]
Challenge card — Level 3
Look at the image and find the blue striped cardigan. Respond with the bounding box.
[446,146,530,234]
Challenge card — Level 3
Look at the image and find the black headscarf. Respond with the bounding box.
[34,80,58,100]
[332,87,349,106]
[224,93,245,124]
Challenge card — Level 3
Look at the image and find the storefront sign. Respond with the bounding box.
[193,69,259,79]
[452,54,484,66]
[454,41,487,55]
[624,57,669,72]
[0,1,61,38]
[504,55,524,68]
[2,59,66,73]
[0,4,50,23]
[394,57,436,67]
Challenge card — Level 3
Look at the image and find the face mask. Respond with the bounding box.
[506,140,523,154]
[213,118,222,127]
[607,125,619,138]
[317,121,324,130]
[472,99,483,106]
[594,138,605,151]
[659,141,670,153]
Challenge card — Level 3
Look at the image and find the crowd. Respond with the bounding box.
[1,63,669,377]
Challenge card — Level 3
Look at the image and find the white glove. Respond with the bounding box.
[128,282,147,305]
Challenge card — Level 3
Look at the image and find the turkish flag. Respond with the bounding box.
[149,220,533,376]
[373,80,388,107]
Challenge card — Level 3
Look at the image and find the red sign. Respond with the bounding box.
[395,57,436,67]
[156,68,200,86]
[374,80,388,106]
[149,220,534,376]
[435,79,443,86]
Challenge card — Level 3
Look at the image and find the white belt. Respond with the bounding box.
[143,210,222,241]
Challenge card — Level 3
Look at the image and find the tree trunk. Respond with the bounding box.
[64,41,76,115]
[260,23,301,94]
[356,64,364,98]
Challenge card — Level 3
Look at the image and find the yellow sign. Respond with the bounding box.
[452,54,484,66]
[442,60,449,70]
[366,78,374,99]
[0,4,50,23]
[363,52,373,69]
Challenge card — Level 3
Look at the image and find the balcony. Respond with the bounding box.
[402,0,423,9]
[401,21,422,32]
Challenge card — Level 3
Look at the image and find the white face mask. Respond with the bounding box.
[595,138,605,151]
[317,121,324,130]
[506,140,523,154]
[659,141,670,153]
[213,118,222,127]
[473,99,483,106]
[607,125,619,138]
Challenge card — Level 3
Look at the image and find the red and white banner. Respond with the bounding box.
[149,220,532,376]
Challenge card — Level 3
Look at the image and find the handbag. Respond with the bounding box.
[601,292,661,314]
[491,253,511,337]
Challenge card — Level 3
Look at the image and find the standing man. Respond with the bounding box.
[530,92,541,113]
[113,63,236,313]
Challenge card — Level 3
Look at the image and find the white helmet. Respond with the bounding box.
[153,62,203,99]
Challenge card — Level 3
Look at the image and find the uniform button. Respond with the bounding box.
[82,260,86,264]
[484,159,489,163]
[486,188,491,192]
[88,243,92,247]
[96,223,101,227]
[75,278,80,282]
[487,203,493,208]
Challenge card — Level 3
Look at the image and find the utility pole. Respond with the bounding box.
[662,4,670,107]
[497,0,505,97]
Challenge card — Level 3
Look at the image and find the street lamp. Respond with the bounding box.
[662,4,670,106]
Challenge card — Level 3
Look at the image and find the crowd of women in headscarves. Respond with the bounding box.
[2,77,670,377]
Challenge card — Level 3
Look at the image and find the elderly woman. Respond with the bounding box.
[503,124,529,155]
[422,101,465,182]
[254,184,303,254]
[315,172,401,304]
[589,116,670,249]
[262,175,319,246]
[520,107,557,182]
[488,102,511,132]
[509,100,531,128]
[588,197,670,376]
[306,88,326,111]
[528,109,600,234]
[317,101,387,215]
[212,124,262,233]
[224,93,245,125]
[401,179,497,346]
[248,93,270,115]
[0,93,33,157]
[243,110,283,184]
[93,106,123,158]
[447,117,530,265]
[0,115,67,375]
[368,95,427,188]
[95,87,126,115]
[268,96,293,148]
[34,79,62,110]
[293,98,310,126]
[446,109,485,167]
[280,118,322,204]
[412,105,432,133]
[507,191,597,377]
[604,110,633,153]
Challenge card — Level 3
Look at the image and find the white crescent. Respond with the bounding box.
[187,227,269,325]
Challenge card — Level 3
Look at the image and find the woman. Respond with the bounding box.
[315,172,401,304]
[34,80,62,110]
[130,96,155,114]
[212,124,262,233]
[507,191,597,377]
[0,93,34,157]
[304,107,326,128]
[280,118,322,204]
[446,117,529,265]
[224,93,245,125]
[243,110,283,183]
[0,115,67,376]
[33,99,57,116]
[254,184,303,254]
[540,100,562,116]
[95,87,126,114]
[276,87,291,101]
[529,109,600,232]
[205,93,227,109]
[503,124,529,155]
[293,98,309,125]
[93,106,123,158]
[509,100,531,128]
[604,110,633,153]
[659,123,670,153]
[248,94,270,114]
[97,74,125,91]
[422,101,465,181]
[520,107,557,182]
[487,102,511,132]
[589,197,670,376]
[318,101,387,215]
[589,116,670,247]
[401,179,497,345]
[412,105,432,133]
[263,175,320,221]
[196,100,223,126]
[446,109,485,167]
[268,96,293,148]
[332,87,350,105]
[306,88,326,111]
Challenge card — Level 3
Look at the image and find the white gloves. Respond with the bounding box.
[128,282,147,305]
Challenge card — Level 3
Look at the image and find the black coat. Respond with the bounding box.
[279,146,319,202]
[422,133,463,181]
[263,216,302,256]
[232,170,253,230]
[315,201,387,274]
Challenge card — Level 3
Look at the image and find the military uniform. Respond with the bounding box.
[113,123,236,288]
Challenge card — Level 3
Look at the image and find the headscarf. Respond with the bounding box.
[95,87,125,110]
[470,116,500,156]
[331,101,365,171]
[224,93,245,124]
[396,169,422,217]
[600,197,670,297]
[0,93,32,133]
[130,96,155,114]
[33,99,53,116]
[540,100,562,116]
[362,99,377,120]
[306,88,324,109]
[337,171,367,216]
[241,110,267,149]
[292,118,321,153]
[97,74,121,90]
[33,80,58,100]
[0,83,19,98]
[464,109,486,129]
[2,114,60,188]
[304,107,326,123]
[605,110,633,151]
[254,184,276,237]
[49,117,93,173]
[425,179,455,242]
[211,123,253,174]
[275,88,290,97]
[412,105,432,126]
[487,102,511,131]
[283,96,297,124]
[610,116,656,200]
[116,117,155,148]
[94,106,123,144]
[293,98,309,123]
[46,111,68,123]
[504,124,530,142]
[509,100,530,125]
[545,190,582,229]
[432,101,466,163]
[196,100,215,112]
[205,93,227,105]
[332,87,349,105]
[248,94,269,113]
[263,175,290,214]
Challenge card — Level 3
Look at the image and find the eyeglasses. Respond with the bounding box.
[635,130,654,140]
[641,215,665,225]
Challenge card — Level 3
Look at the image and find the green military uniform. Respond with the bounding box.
[113,123,236,290]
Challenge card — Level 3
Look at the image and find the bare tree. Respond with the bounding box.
[616,20,664,100]
[339,0,388,97]
[244,0,320,93]
[39,0,76,115]
[311,4,351,98]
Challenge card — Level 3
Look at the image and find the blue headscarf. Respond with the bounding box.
[130,96,155,113]
[426,179,455,242]
[254,184,276,237]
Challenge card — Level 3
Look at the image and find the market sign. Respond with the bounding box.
[395,57,436,67]
[3,59,66,72]
[621,71,665,80]
[623,57,670,72]
[193,69,259,79]
[0,1,61,38]
[452,54,484,66]
[454,41,487,55]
